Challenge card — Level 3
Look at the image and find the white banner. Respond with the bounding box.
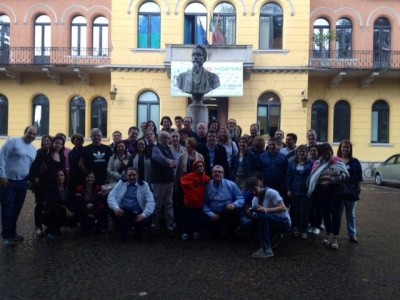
[171,61,243,97]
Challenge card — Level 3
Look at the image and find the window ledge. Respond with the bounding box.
[131,48,165,53]
[369,143,393,147]
[0,135,8,140]
[254,49,289,55]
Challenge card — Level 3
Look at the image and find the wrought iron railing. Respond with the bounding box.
[0,47,111,65]
[309,50,399,70]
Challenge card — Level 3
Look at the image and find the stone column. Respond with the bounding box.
[188,94,208,129]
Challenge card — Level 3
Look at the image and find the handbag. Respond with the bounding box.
[333,180,359,201]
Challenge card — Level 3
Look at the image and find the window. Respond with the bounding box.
[32,95,50,136]
[333,100,350,142]
[371,100,389,143]
[212,3,236,46]
[260,3,283,50]
[374,17,391,69]
[311,100,328,142]
[69,96,86,136]
[91,97,107,137]
[184,3,208,45]
[138,2,161,48]
[313,18,330,58]
[71,16,87,56]
[257,92,281,136]
[34,15,51,64]
[336,18,352,58]
[0,94,8,135]
[0,15,10,64]
[137,91,160,128]
[93,17,109,56]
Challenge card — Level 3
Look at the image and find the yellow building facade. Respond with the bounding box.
[1,0,399,164]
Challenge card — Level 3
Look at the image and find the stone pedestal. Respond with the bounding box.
[188,94,208,129]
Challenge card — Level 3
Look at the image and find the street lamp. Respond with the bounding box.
[110,84,117,103]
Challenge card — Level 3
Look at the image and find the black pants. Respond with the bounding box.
[201,208,241,238]
[182,206,202,234]
[113,208,147,238]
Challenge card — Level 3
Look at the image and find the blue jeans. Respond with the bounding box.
[256,213,290,251]
[341,200,357,238]
[0,178,29,239]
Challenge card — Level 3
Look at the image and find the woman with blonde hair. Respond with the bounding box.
[218,127,238,179]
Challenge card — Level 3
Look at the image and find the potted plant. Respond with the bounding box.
[312,30,336,59]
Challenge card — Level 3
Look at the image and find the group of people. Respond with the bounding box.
[0,118,363,259]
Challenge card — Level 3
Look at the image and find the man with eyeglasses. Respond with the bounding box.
[203,165,244,242]
[110,130,123,153]
[1,125,37,247]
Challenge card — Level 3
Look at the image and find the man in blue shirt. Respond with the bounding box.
[258,137,288,199]
[108,167,155,240]
[0,126,37,247]
[203,165,244,241]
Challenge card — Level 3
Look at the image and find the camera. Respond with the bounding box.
[249,205,260,219]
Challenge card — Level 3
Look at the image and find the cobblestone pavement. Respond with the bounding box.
[1,184,399,299]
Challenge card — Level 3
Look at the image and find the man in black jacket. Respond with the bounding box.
[198,130,229,178]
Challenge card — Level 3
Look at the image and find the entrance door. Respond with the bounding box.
[188,97,228,127]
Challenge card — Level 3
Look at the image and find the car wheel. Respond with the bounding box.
[375,173,384,186]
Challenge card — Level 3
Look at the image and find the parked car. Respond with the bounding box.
[374,154,400,185]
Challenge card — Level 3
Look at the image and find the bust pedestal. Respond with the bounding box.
[188,94,208,130]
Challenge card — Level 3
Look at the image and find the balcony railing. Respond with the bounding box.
[0,47,111,66]
[309,50,400,70]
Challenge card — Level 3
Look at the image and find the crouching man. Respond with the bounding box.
[246,176,291,258]
[203,165,244,241]
[108,167,154,240]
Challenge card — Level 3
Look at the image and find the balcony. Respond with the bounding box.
[309,50,399,70]
[0,47,111,66]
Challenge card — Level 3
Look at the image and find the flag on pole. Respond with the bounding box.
[197,19,209,45]
[212,14,225,46]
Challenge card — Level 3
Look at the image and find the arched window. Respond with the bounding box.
[138,2,161,48]
[0,15,10,64]
[34,15,51,64]
[336,18,352,58]
[32,95,50,136]
[333,100,351,142]
[311,100,328,142]
[257,92,281,136]
[374,17,391,69]
[371,100,389,143]
[91,97,107,137]
[313,18,330,58]
[93,16,109,56]
[0,94,8,135]
[71,16,87,56]
[137,91,160,128]
[69,96,86,136]
[260,3,283,50]
[184,2,208,45]
[212,3,236,46]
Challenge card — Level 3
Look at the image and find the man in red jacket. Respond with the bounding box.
[180,160,211,240]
